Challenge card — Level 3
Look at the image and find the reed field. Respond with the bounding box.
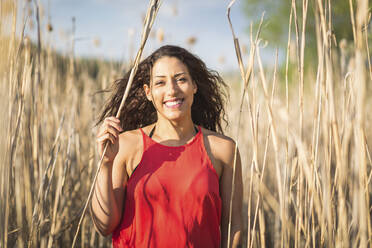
[1,0,371,247]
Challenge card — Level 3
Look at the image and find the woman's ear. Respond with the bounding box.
[143,83,152,101]
[192,81,197,94]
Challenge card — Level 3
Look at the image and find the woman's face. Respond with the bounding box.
[144,56,197,122]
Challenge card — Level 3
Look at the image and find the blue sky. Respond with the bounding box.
[34,0,252,72]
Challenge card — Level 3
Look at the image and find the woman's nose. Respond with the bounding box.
[166,79,179,94]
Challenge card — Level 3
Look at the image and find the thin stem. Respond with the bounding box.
[71,1,161,247]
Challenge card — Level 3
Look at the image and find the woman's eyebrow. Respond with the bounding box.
[154,72,186,78]
[174,72,186,77]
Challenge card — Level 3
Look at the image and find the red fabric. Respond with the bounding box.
[112,126,221,248]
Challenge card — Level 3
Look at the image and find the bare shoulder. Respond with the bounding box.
[201,127,237,166]
[118,129,142,150]
[116,128,143,167]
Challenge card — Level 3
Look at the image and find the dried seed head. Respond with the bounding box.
[218,56,225,64]
[186,36,197,46]
[141,12,146,24]
[47,23,53,32]
[171,4,178,16]
[93,38,101,47]
[241,44,248,55]
[149,30,155,39]
[157,28,164,43]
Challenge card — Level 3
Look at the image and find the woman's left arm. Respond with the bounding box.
[219,140,243,248]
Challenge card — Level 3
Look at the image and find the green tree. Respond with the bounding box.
[242,0,371,61]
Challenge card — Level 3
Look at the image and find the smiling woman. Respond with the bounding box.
[92,45,243,248]
[143,56,197,124]
[98,45,228,133]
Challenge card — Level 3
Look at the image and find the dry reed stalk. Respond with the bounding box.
[366,135,372,185]
[317,0,343,170]
[28,111,65,247]
[227,1,265,246]
[297,1,308,247]
[252,171,296,238]
[338,114,352,247]
[354,0,369,246]
[71,1,161,247]
[14,52,34,248]
[256,44,298,248]
[31,0,43,192]
[363,13,372,81]
[313,9,329,243]
[249,49,278,248]
[338,44,355,247]
[3,3,26,246]
[291,1,301,246]
[258,209,265,248]
[316,1,344,244]
[226,1,245,247]
[247,103,259,248]
[5,67,24,246]
[15,162,24,248]
[289,128,326,245]
[0,15,9,236]
[243,26,259,248]
[285,0,293,144]
[47,151,64,248]
[22,49,35,248]
[284,9,294,246]
[349,0,357,46]
[248,26,260,169]
[311,44,323,186]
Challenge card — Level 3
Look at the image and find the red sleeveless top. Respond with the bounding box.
[112,126,221,247]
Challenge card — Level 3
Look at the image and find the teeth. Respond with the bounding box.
[165,99,182,107]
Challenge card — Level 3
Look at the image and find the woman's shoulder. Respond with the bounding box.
[117,128,144,157]
[118,124,155,152]
[201,127,237,165]
[201,127,235,146]
[118,128,141,143]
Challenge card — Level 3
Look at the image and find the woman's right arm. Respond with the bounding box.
[91,117,127,236]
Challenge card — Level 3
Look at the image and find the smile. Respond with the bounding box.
[164,98,184,108]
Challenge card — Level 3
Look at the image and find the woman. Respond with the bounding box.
[92,45,243,248]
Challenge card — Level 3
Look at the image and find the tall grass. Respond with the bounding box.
[1,1,117,247]
[227,0,372,247]
[1,0,371,247]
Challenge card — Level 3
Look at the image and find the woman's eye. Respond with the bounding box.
[155,81,164,86]
[177,78,186,82]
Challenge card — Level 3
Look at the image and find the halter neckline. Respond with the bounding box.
[148,125,199,138]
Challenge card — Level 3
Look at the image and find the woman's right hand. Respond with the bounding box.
[96,117,123,164]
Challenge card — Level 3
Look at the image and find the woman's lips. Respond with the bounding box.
[164,98,184,108]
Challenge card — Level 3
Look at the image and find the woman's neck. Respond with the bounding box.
[153,117,196,144]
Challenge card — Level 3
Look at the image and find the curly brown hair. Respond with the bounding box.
[97,45,228,133]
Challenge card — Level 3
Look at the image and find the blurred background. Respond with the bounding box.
[23,0,250,72]
[1,0,372,247]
